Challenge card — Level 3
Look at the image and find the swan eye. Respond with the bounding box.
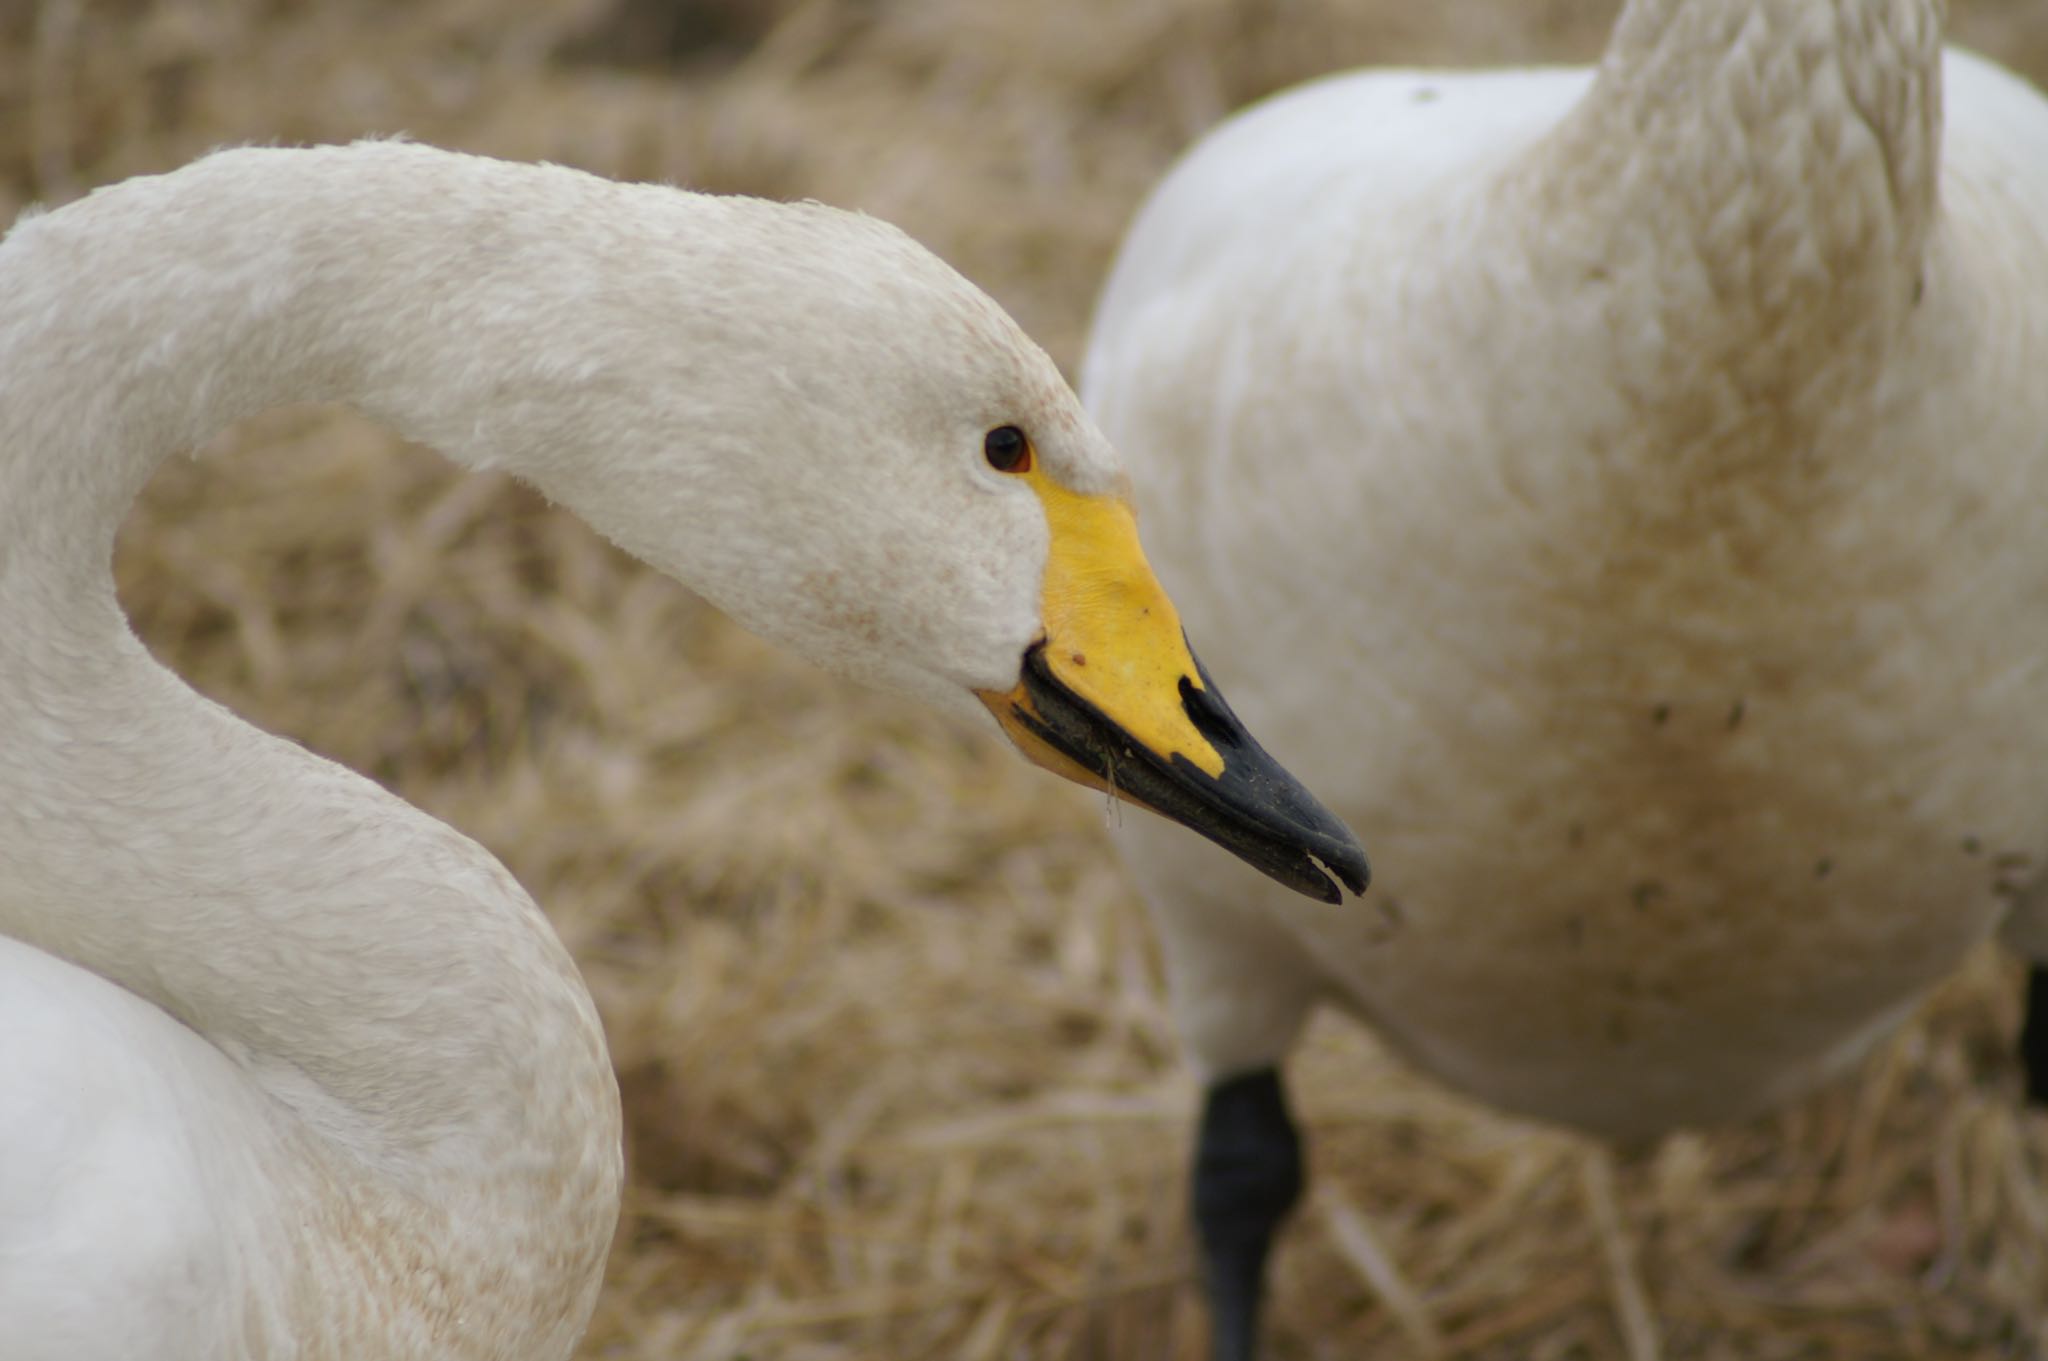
[983,425,1032,474]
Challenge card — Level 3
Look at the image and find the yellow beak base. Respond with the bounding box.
[975,474,1368,904]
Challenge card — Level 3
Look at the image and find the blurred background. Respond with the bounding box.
[5,1,2047,1357]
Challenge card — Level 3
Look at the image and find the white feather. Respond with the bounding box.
[1086,0,2048,1135]
[0,139,1130,1360]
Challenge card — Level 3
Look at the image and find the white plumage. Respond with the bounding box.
[0,140,1358,1360]
[1086,4,2048,1346]
[1091,0,2048,1137]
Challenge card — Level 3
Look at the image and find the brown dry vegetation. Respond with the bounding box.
[6,1,2048,1357]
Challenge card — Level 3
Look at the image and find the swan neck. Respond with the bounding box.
[0,145,624,1350]
[1467,0,1947,451]
[1569,0,1944,276]
[1,147,668,589]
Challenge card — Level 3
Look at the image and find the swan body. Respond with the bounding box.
[1085,2,2048,1351]
[0,141,1363,1360]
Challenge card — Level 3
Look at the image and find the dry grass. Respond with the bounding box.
[7,1,2048,1357]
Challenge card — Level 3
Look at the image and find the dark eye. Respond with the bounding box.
[983,425,1032,474]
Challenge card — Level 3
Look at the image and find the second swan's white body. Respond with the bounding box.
[1087,3,2048,1135]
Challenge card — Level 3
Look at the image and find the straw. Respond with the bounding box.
[14,1,2048,1355]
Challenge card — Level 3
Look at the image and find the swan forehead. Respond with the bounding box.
[825,211,1125,497]
[1017,378,1124,499]
[954,308,1122,494]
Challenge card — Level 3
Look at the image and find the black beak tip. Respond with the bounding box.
[1330,842,1371,897]
[1014,642,1374,905]
[1299,817,1370,902]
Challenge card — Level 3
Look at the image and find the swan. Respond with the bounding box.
[1082,0,2048,1355]
[0,139,1369,1361]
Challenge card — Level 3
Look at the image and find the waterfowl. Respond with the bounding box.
[1082,1,2048,1355]
[0,140,1366,1361]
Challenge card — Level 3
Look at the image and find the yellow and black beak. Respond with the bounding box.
[978,473,1369,905]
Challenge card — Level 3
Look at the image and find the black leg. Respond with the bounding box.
[1193,1068,1304,1361]
[2023,966,2048,1107]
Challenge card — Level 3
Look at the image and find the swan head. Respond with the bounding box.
[490,192,1368,902]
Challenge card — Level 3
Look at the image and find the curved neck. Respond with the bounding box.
[1456,0,1947,476]
[0,144,624,1343]
[3,146,686,588]
[1518,0,1942,333]
[1603,0,1943,227]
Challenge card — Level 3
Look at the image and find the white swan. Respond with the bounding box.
[1083,0,2048,1354]
[0,140,1367,1361]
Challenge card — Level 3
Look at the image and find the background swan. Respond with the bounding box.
[1084,0,2048,1354]
[0,139,1363,1360]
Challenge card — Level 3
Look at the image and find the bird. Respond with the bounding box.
[0,139,1368,1361]
[1081,1,2048,1356]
